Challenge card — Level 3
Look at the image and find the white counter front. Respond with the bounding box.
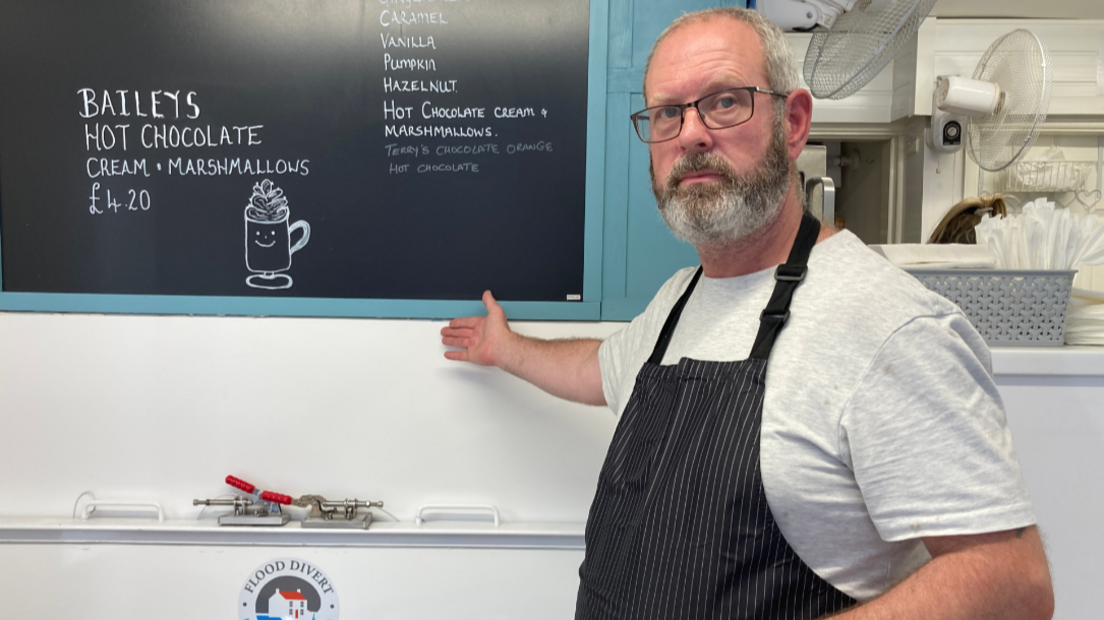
[0,308,1100,619]
[987,347,1104,620]
[991,346,1104,376]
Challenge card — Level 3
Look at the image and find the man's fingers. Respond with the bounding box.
[440,326,474,338]
[447,316,482,329]
[441,336,469,348]
[443,350,469,361]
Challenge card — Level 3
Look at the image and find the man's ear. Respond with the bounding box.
[784,89,813,161]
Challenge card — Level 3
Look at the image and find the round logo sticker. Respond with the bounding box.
[238,557,340,620]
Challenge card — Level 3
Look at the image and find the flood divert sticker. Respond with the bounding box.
[239,558,340,620]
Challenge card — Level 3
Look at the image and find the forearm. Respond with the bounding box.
[827,527,1053,620]
[496,333,606,406]
[441,291,607,406]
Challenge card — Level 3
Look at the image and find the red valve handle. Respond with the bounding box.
[261,491,292,505]
[226,475,255,494]
[225,475,291,505]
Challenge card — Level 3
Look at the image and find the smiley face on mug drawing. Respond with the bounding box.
[253,227,278,249]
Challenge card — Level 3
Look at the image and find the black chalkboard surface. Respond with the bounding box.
[0,0,589,304]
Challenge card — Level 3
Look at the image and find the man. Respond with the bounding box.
[441,8,1053,620]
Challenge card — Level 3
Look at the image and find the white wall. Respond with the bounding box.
[932,0,1104,20]
[0,311,621,524]
[2,308,1102,620]
[918,18,1104,291]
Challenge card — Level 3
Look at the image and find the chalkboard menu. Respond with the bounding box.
[0,0,594,315]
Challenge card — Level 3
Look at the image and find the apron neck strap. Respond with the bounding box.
[646,212,823,366]
[647,266,704,366]
[748,212,821,360]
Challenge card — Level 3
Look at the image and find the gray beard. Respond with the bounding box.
[651,125,793,248]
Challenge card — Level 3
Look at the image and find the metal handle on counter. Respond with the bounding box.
[415,504,500,527]
[81,500,165,522]
[805,176,836,226]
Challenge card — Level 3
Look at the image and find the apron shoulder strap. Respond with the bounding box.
[749,212,821,361]
[646,266,703,365]
[645,212,822,366]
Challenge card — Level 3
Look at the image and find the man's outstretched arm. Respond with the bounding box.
[440,290,607,406]
[829,526,1053,620]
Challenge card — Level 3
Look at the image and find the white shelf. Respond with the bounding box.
[0,517,585,550]
[990,346,1104,376]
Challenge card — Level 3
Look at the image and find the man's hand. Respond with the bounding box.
[440,290,607,406]
[441,290,515,367]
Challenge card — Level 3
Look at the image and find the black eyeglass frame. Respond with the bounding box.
[629,86,789,144]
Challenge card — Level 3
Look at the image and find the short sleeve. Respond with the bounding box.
[839,314,1036,542]
[598,326,631,415]
[598,268,698,416]
[598,307,656,416]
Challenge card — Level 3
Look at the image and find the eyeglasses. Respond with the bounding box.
[630,86,788,144]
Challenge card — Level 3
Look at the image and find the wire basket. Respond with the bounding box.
[907,269,1076,347]
[1000,160,1093,193]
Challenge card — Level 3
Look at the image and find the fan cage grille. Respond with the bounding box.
[966,29,1052,172]
[803,0,938,100]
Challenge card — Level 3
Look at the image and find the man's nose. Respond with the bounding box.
[677,106,713,152]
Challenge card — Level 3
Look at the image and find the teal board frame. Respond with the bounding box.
[0,0,610,322]
[599,0,745,321]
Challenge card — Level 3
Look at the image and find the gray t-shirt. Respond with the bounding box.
[598,230,1035,601]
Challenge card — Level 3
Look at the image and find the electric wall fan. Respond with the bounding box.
[929,29,1052,172]
[756,0,937,100]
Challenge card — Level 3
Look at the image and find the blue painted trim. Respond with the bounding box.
[600,295,654,321]
[601,92,631,306]
[608,0,634,69]
[0,1,612,323]
[0,292,600,321]
[584,0,610,307]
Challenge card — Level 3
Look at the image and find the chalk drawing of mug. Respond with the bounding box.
[244,179,310,290]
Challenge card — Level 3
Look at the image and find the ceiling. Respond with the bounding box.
[931,0,1104,20]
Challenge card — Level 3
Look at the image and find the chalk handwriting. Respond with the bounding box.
[436,144,498,156]
[384,125,493,138]
[88,183,152,214]
[87,157,149,178]
[142,124,263,149]
[380,11,448,27]
[380,34,436,49]
[384,101,414,120]
[385,143,428,157]
[421,101,485,119]
[80,123,272,152]
[167,158,310,176]
[384,54,436,71]
[494,107,535,118]
[384,77,457,93]
[371,0,555,174]
[79,88,200,119]
[507,141,553,154]
[85,124,130,152]
[418,162,479,173]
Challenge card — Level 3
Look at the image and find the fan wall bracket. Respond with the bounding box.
[929,79,965,154]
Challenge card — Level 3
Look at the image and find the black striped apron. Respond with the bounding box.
[577,213,856,620]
